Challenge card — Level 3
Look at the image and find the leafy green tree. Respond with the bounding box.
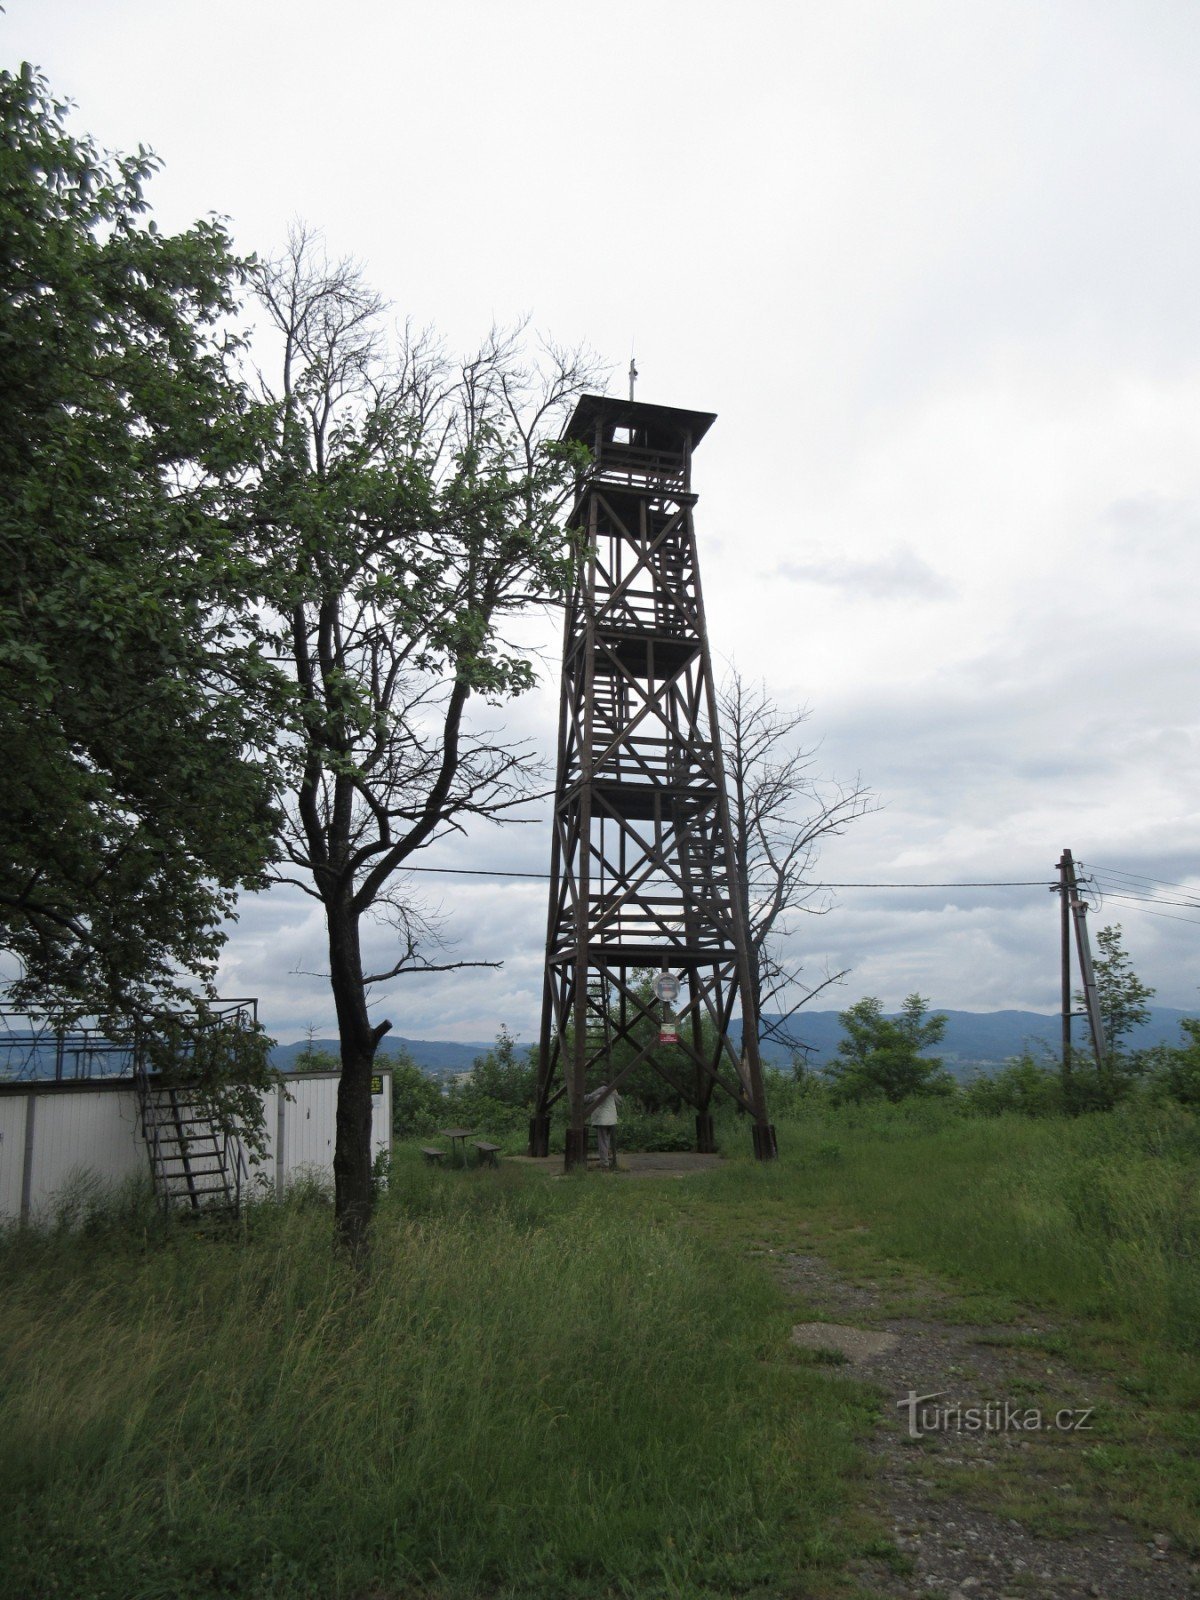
[1084,924,1155,1060]
[0,65,278,1020]
[963,1054,1063,1118]
[826,994,954,1104]
[445,1028,537,1135]
[461,1027,536,1108]
[252,229,599,1253]
[385,1049,445,1139]
[1141,1018,1200,1109]
[1064,924,1156,1110]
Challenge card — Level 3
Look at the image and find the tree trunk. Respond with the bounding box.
[326,893,389,1259]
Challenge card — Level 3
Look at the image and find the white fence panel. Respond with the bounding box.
[0,1095,28,1222]
[0,1070,393,1223]
[28,1090,144,1221]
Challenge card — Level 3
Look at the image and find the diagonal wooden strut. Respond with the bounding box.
[533,395,775,1168]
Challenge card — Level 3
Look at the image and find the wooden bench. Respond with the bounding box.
[421,1147,447,1165]
[473,1140,501,1168]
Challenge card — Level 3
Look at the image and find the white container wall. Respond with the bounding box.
[0,1094,29,1221]
[0,1071,392,1224]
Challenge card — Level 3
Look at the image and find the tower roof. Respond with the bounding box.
[562,393,717,452]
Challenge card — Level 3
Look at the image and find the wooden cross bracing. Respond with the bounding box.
[531,395,776,1167]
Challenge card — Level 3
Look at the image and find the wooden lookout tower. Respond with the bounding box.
[530,394,776,1169]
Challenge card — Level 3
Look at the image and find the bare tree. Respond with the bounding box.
[718,669,875,1060]
[254,226,600,1253]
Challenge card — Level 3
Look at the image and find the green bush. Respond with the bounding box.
[1142,1018,1200,1109]
[443,1027,535,1138]
[963,1054,1064,1116]
[387,1050,446,1138]
[614,1107,697,1152]
[824,994,955,1104]
[761,1061,830,1119]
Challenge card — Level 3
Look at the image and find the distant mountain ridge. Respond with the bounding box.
[7,1010,1192,1084]
[744,1006,1197,1075]
[271,1008,1198,1080]
[271,1036,490,1077]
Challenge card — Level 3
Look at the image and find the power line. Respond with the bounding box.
[1086,885,1200,913]
[1079,861,1200,896]
[809,880,1054,889]
[398,865,1056,888]
[1092,903,1200,929]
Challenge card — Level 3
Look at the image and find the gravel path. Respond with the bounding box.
[765,1249,1199,1600]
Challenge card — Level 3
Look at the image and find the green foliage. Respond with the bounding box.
[0,1170,865,1598]
[1083,923,1156,1060]
[1064,925,1158,1112]
[1142,1017,1200,1109]
[141,1008,281,1163]
[613,1106,699,1152]
[0,64,278,1019]
[291,1045,341,1073]
[458,1025,535,1107]
[444,1027,536,1136]
[825,993,955,1104]
[963,1054,1065,1117]
[385,1048,445,1138]
[761,1059,831,1120]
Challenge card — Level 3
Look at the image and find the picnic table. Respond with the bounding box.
[438,1127,474,1167]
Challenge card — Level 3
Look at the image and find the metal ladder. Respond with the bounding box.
[135,1074,245,1213]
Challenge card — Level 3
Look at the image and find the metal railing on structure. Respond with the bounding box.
[0,1000,260,1084]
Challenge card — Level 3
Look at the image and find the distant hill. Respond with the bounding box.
[271,1036,491,1078]
[8,1010,1194,1085]
[276,1009,1197,1082]
[745,1007,1197,1077]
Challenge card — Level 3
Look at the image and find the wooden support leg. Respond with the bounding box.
[564,1127,589,1171]
[752,1123,778,1161]
[528,1114,550,1158]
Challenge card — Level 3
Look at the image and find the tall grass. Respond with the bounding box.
[0,1161,867,1600]
[748,1098,1200,1352]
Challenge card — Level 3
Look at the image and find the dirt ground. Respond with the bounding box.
[510,1148,1197,1595]
[770,1248,1199,1600]
[510,1150,725,1177]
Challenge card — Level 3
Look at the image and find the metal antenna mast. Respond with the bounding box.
[530,393,776,1169]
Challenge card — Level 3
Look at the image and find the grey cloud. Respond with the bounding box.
[775,547,955,601]
[1100,494,1200,555]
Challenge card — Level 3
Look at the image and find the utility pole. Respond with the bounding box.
[1058,849,1072,1087]
[1057,849,1105,1072]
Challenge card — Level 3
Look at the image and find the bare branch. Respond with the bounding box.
[719,666,876,1055]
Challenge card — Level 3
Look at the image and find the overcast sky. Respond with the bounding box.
[10,0,1200,1042]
